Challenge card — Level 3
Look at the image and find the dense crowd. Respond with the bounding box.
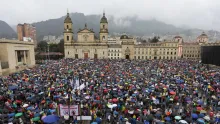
[0,59,219,124]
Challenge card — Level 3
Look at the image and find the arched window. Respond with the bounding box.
[67,25,69,29]
[67,36,69,41]
[103,25,105,29]
[102,36,105,40]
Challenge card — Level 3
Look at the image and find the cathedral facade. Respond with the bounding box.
[64,12,208,60]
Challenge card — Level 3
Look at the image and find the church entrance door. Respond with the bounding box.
[125,55,130,59]
[75,54,78,59]
[94,54,98,59]
[84,53,88,59]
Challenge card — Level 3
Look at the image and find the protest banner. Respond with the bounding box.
[59,104,79,116]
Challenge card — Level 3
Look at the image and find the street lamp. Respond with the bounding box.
[47,44,50,60]
[79,73,83,124]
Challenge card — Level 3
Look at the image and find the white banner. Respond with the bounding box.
[59,104,79,116]
[77,116,92,120]
[74,79,80,89]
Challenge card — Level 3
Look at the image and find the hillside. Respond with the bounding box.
[32,12,185,41]
[0,20,16,39]
[28,12,220,41]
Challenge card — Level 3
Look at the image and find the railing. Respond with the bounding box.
[1,61,9,69]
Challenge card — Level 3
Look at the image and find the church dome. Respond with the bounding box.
[64,13,72,23]
[174,36,182,39]
[198,32,208,38]
[100,13,108,23]
[120,34,129,39]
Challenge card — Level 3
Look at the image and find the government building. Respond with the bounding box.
[64,12,209,60]
[0,39,35,75]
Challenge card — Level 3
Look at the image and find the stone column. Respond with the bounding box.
[0,60,2,74]
[24,51,27,64]
[15,51,18,65]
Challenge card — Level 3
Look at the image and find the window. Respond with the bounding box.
[118,53,119,56]
[118,57,119,59]
[134,56,136,59]
[174,52,176,55]
[67,25,69,29]
[163,56,165,59]
[111,53,113,56]
[103,25,105,29]
[167,52,169,54]
[102,36,105,40]
[114,53,116,56]
[146,56,147,59]
[149,56,151,59]
[103,51,105,55]
[67,36,69,41]
[138,56,140,59]
[68,51,69,55]
[171,52,173,55]
[108,53,110,56]
[142,56,144,59]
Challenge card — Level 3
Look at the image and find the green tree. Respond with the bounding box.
[37,41,48,52]
[58,39,64,55]
[149,36,160,43]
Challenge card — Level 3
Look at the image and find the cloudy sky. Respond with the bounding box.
[1,0,220,30]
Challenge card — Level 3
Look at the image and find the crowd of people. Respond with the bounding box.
[0,59,219,124]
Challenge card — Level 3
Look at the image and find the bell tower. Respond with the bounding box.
[99,11,108,42]
[64,10,73,45]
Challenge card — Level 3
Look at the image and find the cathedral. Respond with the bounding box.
[64,11,137,59]
[64,11,209,60]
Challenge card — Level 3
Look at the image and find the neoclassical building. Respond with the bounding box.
[64,12,208,60]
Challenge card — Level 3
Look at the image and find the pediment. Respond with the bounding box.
[78,28,94,33]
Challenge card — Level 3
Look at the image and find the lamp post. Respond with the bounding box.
[47,44,50,61]
[79,73,83,124]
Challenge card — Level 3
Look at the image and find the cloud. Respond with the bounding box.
[0,0,220,31]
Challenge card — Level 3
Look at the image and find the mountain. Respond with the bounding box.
[0,20,16,39]
[32,12,220,41]
[32,12,185,41]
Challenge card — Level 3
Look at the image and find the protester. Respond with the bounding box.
[0,59,219,124]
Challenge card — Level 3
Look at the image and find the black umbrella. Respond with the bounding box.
[146,114,154,121]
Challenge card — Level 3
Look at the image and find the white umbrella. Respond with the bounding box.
[203,116,210,121]
[22,104,29,108]
[107,104,113,109]
[85,96,90,99]
[128,110,134,114]
[179,120,188,124]
[112,104,117,108]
